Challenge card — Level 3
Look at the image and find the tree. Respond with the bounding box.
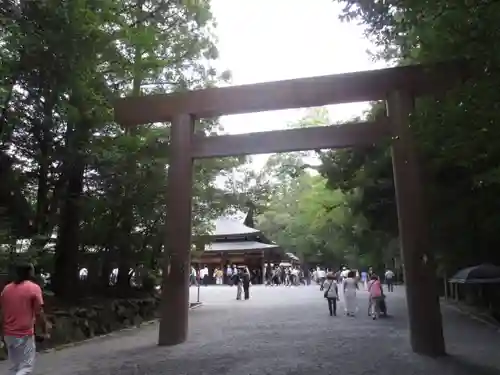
[324,0,500,274]
[0,0,243,300]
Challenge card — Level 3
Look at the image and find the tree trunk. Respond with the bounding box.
[52,108,88,301]
[116,2,145,294]
[52,153,85,301]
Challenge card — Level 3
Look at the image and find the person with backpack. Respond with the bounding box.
[323,273,340,316]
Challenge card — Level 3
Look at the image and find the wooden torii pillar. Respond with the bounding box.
[114,60,472,356]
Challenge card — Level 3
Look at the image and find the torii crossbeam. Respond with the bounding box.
[114,59,474,357]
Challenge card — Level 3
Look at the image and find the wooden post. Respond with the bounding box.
[387,91,446,356]
[158,114,194,346]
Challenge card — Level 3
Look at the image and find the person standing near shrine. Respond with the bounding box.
[232,269,243,300]
[242,268,251,300]
[1,263,51,375]
[226,265,233,285]
[200,265,209,286]
[213,268,223,285]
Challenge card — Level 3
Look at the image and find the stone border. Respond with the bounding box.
[444,301,500,333]
[38,302,204,354]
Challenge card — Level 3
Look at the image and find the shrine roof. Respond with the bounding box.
[211,217,260,237]
[205,241,279,252]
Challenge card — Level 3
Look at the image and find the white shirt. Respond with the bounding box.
[200,267,208,277]
[318,270,326,278]
[343,278,358,295]
[385,270,395,279]
[291,269,299,276]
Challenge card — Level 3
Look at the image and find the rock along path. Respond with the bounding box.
[2,285,500,375]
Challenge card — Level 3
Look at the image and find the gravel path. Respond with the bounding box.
[2,285,500,375]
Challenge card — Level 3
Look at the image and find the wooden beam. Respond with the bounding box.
[191,119,391,158]
[114,59,472,126]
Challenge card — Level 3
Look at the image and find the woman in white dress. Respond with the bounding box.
[343,271,359,316]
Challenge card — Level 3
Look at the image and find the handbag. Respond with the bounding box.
[323,280,334,298]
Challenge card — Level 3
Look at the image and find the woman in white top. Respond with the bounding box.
[343,270,359,316]
[323,273,339,316]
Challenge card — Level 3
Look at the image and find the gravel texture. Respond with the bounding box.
[2,285,499,375]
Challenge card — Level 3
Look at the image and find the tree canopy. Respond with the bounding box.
[1,0,498,303]
[314,0,500,275]
[0,0,242,299]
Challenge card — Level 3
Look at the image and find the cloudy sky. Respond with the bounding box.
[209,0,388,169]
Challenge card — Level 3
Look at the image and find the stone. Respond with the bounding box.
[0,296,160,361]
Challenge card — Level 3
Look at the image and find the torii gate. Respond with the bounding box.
[114,60,472,357]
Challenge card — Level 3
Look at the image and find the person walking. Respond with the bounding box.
[1,263,51,375]
[360,270,368,290]
[343,271,359,316]
[323,273,340,316]
[368,274,384,319]
[190,266,198,286]
[318,268,326,290]
[384,269,395,292]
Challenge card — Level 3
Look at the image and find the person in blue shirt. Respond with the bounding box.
[361,270,368,289]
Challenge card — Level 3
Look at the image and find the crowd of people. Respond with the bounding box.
[190,265,263,287]
[319,266,396,320]
[0,261,397,374]
[190,264,254,300]
[264,265,306,286]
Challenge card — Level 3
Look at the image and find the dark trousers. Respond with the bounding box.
[319,278,326,290]
[387,279,394,292]
[243,285,250,300]
[327,298,337,316]
[190,275,197,286]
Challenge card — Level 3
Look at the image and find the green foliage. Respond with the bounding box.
[0,0,243,298]
[235,111,378,270]
[321,0,500,273]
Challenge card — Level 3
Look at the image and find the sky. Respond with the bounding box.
[210,0,388,170]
